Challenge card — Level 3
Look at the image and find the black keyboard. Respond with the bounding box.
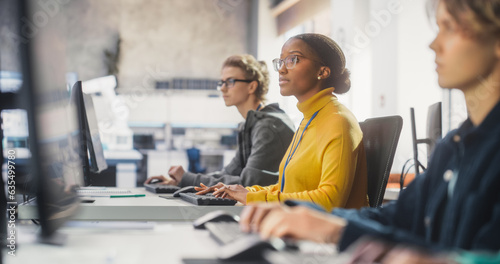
[205,222,246,244]
[144,184,180,194]
[179,193,237,206]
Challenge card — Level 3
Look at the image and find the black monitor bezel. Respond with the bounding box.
[426,102,443,159]
[410,102,442,176]
[70,81,108,186]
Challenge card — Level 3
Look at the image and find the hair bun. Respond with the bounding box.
[332,69,351,94]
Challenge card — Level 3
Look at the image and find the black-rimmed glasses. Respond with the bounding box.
[217,78,253,90]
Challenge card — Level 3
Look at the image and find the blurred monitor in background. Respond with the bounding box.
[70,81,108,186]
[426,102,443,157]
[15,0,83,245]
[410,102,443,176]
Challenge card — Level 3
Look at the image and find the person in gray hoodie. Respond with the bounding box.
[145,54,294,188]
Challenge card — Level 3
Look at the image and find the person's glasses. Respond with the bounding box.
[217,78,253,90]
[272,54,321,72]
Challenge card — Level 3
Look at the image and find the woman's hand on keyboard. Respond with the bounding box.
[195,183,224,195]
[212,184,248,204]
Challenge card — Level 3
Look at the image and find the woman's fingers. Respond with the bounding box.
[212,187,224,197]
[195,183,222,194]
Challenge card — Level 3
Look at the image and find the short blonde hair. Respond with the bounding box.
[222,54,270,102]
[431,0,500,39]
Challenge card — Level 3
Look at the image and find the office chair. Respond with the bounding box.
[187,147,206,173]
[359,115,403,208]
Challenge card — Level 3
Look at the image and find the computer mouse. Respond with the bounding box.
[193,210,238,229]
[172,185,197,197]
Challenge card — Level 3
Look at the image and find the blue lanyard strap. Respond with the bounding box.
[280,110,319,192]
[256,104,262,111]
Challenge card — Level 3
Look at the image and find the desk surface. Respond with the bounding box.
[104,149,143,161]
[8,221,344,264]
[8,222,219,264]
[18,188,245,221]
[384,187,400,201]
[19,187,399,221]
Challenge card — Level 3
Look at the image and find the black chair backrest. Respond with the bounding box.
[359,116,403,207]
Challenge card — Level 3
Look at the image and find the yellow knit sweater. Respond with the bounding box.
[246,88,369,211]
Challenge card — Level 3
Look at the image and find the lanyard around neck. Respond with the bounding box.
[256,104,262,111]
[280,110,319,192]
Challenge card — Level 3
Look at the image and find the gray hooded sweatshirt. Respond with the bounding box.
[179,103,294,187]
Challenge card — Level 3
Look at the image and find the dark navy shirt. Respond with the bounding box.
[332,101,500,252]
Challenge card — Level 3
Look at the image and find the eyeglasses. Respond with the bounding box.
[272,54,322,72]
[217,78,253,90]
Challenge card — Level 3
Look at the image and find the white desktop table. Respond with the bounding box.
[18,188,245,221]
[19,187,400,222]
[18,186,401,222]
[6,222,220,264]
[7,221,345,264]
[384,187,401,201]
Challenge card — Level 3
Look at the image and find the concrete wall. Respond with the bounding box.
[60,0,250,90]
[0,0,22,72]
[1,0,251,90]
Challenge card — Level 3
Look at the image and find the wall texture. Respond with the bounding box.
[61,0,250,91]
[1,0,251,90]
[0,0,21,72]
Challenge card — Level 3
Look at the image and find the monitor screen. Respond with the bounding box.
[15,0,82,244]
[410,102,443,176]
[410,107,423,176]
[82,88,108,173]
[69,81,108,185]
[426,102,442,158]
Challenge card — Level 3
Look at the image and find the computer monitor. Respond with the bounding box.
[70,81,108,185]
[14,0,82,245]
[426,102,443,157]
[410,102,443,176]
[1,0,23,251]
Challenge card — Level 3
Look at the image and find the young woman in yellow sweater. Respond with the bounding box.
[199,33,368,211]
